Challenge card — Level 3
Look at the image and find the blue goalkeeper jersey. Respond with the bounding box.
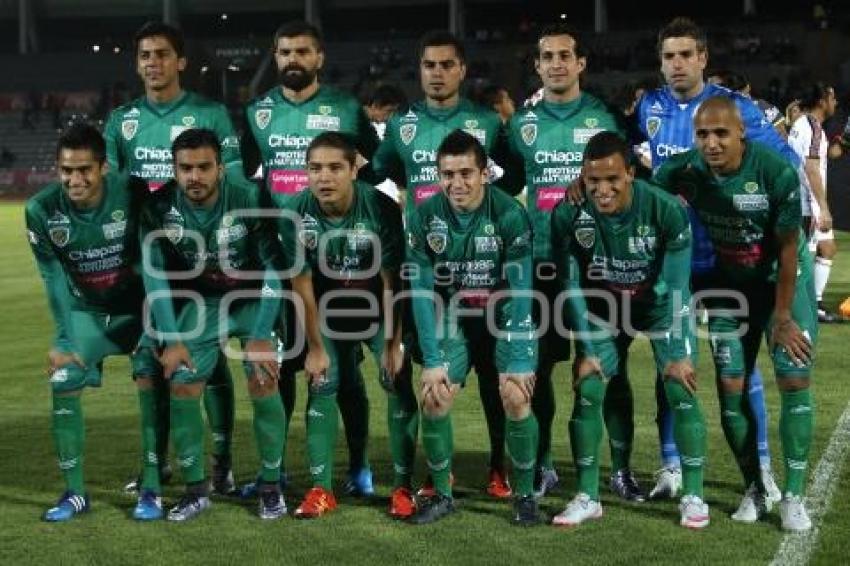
[637,83,800,274]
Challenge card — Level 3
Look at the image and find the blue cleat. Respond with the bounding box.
[132,490,163,521]
[240,472,288,500]
[43,491,89,522]
[344,467,374,497]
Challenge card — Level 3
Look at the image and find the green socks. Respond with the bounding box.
[603,372,634,472]
[52,395,85,494]
[719,389,759,487]
[252,393,286,484]
[170,396,205,484]
[204,355,235,460]
[506,414,539,496]
[307,394,339,489]
[422,414,453,497]
[665,380,706,497]
[137,388,161,493]
[780,388,813,495]
[569,376,605,500]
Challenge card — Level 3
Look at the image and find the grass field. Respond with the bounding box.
[1,201,849,565]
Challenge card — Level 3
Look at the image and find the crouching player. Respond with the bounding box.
[654,97,817,531]
[406,130,540,525]
[551,131,708,529]
[139,128,286,521]
[25,124,164,521]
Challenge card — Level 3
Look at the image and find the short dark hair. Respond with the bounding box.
[657,17,707,55]
[272,20,323,52]
[171,128,221,163]
[418,30,465,63]
[306,132,357,166]
[536,23,586,59]
[134,21,185,58]
[799,82,834,111]
[708,69,748,92]
[436,130,486,170]
[57,123,106,163]
[368,84,408,109]
[583,131,630,165]
[477,84,509,108]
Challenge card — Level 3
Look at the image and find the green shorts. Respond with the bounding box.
[310,322,387,396]
[50,310,159,393]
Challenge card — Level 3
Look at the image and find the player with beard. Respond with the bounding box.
[241,20,381,500]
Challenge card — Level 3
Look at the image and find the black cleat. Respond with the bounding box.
[512,495,542,526]
[408,494,455,525]
[210,456,237,496]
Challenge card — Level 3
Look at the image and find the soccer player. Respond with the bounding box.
[634,17,793,501]
[551,131,708,529]
[406,130,540,525]
[475,84,516,124]
[103,21,243,494]
[25,124,163,521]
[274,132,417,519]
[707,70,788,138]
[505,23,636,500]
[363,84,408,202]
[139,128,286,521]
[788,82,839,322]
[241,20,381,497]
[372,30,515,498]
[654,97,817,532]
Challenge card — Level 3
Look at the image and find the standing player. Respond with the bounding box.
[551,131,708,529]
[241,20,381,497]
[139,129,286,521]
[406,131,540,525]
[25,124,163,521]
[103,21,243,494]
[275,132,418,519]
[788,83,839,322]
[363,84,408,202]
[505,23,636,500]
[372,30,515,498]
[707,70,788,138]
[653,97,817,531]
[634,17,792,501]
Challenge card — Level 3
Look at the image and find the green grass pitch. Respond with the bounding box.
[1,202,849,565]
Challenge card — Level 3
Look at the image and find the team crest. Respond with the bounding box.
[744,182,759,194]
[637,225,650,237]
[400,123,417,145]
[299,229,318,250]
[585,117,598,128]
[646,117,661,140]
[182,116,196,127]
[222,215,234,227]
[111,209,125,222]
[255,109,272,130]
[49,226,69,247]
[121,120,138,141]
[483,223,495,235]
[426,232,447,254]
[319,105,332,115]
[520,123,538,146]
[465,119,478,129]
[575,227,595,249]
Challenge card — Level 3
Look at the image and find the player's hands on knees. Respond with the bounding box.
[245,339,279,385]
[818,208,833,232]
[305,347,330,387]
[663,359,697,395]
[771,318,812,367]
[421,366,457,408]
[381,341,405,379]
[47,349,85,376]
[572,356,604,390]
[499,373,536,402]
[565,176,586,206]
[159,343,194,380]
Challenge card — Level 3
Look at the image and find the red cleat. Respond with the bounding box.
[294,487,337,519]
[416,473,455,498]
[389,487,416,519]
[486,469,512,499]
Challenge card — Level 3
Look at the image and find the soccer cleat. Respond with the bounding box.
[123,463,173,494]
[679,494,710,529]
[389,487,416,519]
[512,495,542,527]
[294,487,337,519]
[132,490,163,521]
[344,467,375,497]
[533,467,559,499]
[258,488,287,520]
[43,491,89,522]
[649,466,682,500]
[609,469,646,502]
[408,493,455,525]
[780,493,812,532]
[761,466,781,510]
[166,493,211,522]
[239,472,288,499]
[416,472,454,499]
[731,483,766,523]
[486,469,512,499]
[818,303,840,324]
[552,493,602,527]
[210,457,237,496]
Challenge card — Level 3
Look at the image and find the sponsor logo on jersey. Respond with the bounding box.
[407,232,418,248]
[221,215,234,227]
[216,224,248,244]
[102,220,127,239]
[475,236,500,253]
[426,232,447,254]
[574,128,603,144]
[306,114,340,131]
[299,229,318,250]
[124,107,141,118]
[319,105,332,115]
[400,123,416,145]
[649,101,664,113]
[628,225,657,253]
[637,225,650,236]
[483,223,495,235]
[578,210,594,223]
[268,134,310,148]
[522,110,538,121]
[646,117,661,139]
[27,229,38,245]
[255,108,272,130]
[465,119,478,129]
[259,96,275,105]
[122,120,138,141]
[164,206,184,243]
[402,110,418,122]
[744,181,759,194]
[584,117,598,128]
[655,143,689,158]
[182,116,196,127]
[520,123,537,145]
[733,194,769,211]
[170,125,189,141]
[575,227,595,248]
[111,210,125,222]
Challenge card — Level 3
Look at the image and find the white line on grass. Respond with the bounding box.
[770,400,850,566]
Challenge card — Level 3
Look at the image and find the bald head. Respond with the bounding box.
[695,96,743,126]
[693,96,745,174]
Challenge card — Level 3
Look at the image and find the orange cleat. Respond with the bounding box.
[294,487,337,519]
[389,487,416,519]
[486,469,512,499]
[416,473,455,498]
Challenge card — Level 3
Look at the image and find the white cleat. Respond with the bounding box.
[731,483,766,523]
[551,493,603,527]
[761,466,782,511]
[679,494,710,529]
[780,493,812,532]
[649,466,682,500]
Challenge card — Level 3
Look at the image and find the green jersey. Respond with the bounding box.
[507,93,625,261]
[104,91,242,191]
[406,186,535,373]
[241,85,379,197]
[653,142,803,284]
[372,98,508,210]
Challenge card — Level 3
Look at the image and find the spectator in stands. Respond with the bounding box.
[0,146,15,167]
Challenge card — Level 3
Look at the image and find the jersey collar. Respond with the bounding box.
[143,90,189,117]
